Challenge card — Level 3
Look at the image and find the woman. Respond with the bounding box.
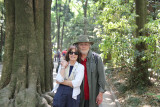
[53,45,84,107]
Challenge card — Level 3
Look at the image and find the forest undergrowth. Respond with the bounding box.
[106,67,160,107]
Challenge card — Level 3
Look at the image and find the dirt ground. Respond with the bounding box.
[106,68,160,107]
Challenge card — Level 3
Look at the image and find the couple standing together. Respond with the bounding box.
[53,35,107,107]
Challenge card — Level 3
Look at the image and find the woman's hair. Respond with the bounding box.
[65,45,81,63]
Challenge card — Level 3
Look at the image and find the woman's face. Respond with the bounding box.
[69,49,78,62]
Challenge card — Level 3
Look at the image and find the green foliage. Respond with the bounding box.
[113,81,128,94]
[147,93,160,100]
[147,93,156,96]
[137,86,147,95]
[157,95,160,99]
[51,0,75,50]
[143,17,160,71]
[127,97,141,106]
[149,98,160,106]
[51,0,102,53]
[94,0,160,80]
[94,0,136,67]
[51,0,160,81]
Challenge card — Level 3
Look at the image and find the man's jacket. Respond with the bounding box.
[80,50,108,107]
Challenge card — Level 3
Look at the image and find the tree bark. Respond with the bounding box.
[125,0,129,3]
[0,25,3,62]
[0,0,14,89]
[60,0,70,49]
[0,0,53,107]
[44,0,53,92]
[129,0,151,89]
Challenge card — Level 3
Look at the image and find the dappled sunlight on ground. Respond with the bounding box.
[106,68,160,106]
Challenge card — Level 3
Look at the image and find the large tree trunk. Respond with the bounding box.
[129,0,151,89]
[0,0,53,107]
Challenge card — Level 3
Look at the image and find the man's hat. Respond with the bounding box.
[73,35,94,45]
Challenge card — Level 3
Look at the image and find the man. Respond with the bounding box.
[74,35,107,107]
[57,49,61,62]
[62,49,67,57]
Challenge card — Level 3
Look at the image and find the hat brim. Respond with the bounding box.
[73,42,94,45]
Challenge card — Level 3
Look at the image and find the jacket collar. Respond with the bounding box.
[69,61,78,66]
[68,61,79,73]
[64,61,79,79]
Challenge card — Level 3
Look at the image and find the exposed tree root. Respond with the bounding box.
[0,86,54,107]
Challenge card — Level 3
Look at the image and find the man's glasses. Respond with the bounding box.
[69,52,78,55]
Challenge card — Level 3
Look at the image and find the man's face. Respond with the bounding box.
[78,42,90,55]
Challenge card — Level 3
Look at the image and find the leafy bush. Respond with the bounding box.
[127,97,141,106]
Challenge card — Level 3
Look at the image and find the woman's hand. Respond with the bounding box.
[60,60,68,68]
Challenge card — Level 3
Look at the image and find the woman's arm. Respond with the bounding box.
[71,64,84,88]
[56,60,68,82]
[56,80,73,87]
[57,64,84,88]
[59,60,68,78]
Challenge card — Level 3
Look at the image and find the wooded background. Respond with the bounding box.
[0,0,159,107]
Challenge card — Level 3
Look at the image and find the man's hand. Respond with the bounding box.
[96,92,103,105]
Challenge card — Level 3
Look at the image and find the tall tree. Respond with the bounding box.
[55,0,61,50]
[82,0,88,35]
[60,0,67,49]
[61,22,65,48]
[125,0,129,3]
[129,0,151,89]
[0,0,53,107]
[60,0,71,48]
